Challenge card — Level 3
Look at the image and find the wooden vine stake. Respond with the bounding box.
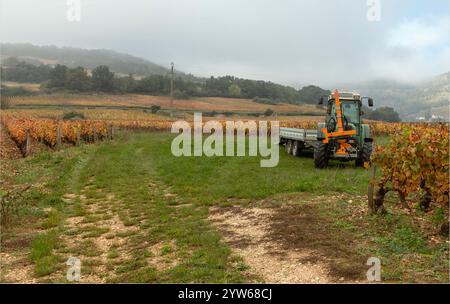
[93,126,98,143]
[107,124,113,141]
[56,123,62,150]
[76,128,81,146]
[25,132,31,157]
[367,165,377,215]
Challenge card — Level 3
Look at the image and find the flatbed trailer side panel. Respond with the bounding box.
[279,127,318,149]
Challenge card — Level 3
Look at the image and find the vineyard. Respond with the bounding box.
[0,109,445,152]
[1,107,448,283]
[1,117,111,153]
[0,116,381,154]
[5,94,319,113]
[2,112,448,216]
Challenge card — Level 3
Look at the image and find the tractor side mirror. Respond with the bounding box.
[318,95,328,105]
[368,98,374,107]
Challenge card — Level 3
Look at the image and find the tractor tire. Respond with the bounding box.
[285,140,293,155]
[292,141,301,156]
[314,142,329,168]
[356,142,373,167]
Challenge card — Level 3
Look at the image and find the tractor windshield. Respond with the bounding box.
[341,102,359,124]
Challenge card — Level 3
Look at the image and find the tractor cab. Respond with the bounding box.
[321,92,372,134]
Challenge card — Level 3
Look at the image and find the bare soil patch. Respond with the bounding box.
[209,201,366,283]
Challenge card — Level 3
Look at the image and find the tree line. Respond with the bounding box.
[1,57,52,83]
[362,105,401,123]
[1,58,330,104]
[0,58,402,121]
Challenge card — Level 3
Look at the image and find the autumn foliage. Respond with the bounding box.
[1,118,109,147]
[372,123,449,208]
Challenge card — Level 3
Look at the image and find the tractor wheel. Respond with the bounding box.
[356,142,373,167]
[285,140,293,155]
[314,142,329,168]
[292,141,301,156]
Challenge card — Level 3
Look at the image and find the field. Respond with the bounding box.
[0,94,448,283]
[7,94,323,114]
[2,82,41,92]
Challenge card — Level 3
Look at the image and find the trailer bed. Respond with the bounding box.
[279,127,319,149]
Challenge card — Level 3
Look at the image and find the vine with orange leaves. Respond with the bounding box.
[370,123,449,218]
[1,118,109,150]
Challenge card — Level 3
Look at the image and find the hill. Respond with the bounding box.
[0,42,191,78]
[0,46,331,105]
[339,73,449,121]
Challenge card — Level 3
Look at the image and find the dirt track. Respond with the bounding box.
[209,198,367,283]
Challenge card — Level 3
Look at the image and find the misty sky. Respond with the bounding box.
[0,0,449,86]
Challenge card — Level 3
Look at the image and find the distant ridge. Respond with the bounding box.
[335,73,449,121]
[0,42,180,78]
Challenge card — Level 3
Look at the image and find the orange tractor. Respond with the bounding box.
[279,90,374,168]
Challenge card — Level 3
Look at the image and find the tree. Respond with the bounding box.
[63,111,85,120]
[150,105,161,113]
[1,58,52,83]
[136,75,166,94]
[228,84,241,97]
[114,74,136,93]
[66,67,91,91]
[264,108,274,117]
[92,65,115,92]
[364,106,401,122]
[297,85,331,104]
[48,64,68,88]
[0,85,33,97]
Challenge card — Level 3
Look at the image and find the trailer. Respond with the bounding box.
[279,127,319,156]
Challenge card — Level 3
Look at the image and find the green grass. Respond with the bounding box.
[315,198,449,282]
[42,210,62,229]
[64,132,251,283]
[29,230,59,277]
[1,146,94,278]
[30,230,58,261]
[114,132,372,205]
[107,248,120,259]
[379,227,429,255]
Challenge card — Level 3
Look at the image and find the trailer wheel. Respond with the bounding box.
[356,142,373,167]
[292,141,302,156]
[285,140,293,155]
[314,142,329,168]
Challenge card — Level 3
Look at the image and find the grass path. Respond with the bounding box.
[22,135,250,283]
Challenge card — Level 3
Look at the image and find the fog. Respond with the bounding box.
[1,0,449,86]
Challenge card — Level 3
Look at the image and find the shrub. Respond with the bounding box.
[63,111,85,120]
[150,105,161,114]
[264,108,274,117]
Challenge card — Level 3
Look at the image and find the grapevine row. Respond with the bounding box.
[1,118,109,148]
[371,123,449,212]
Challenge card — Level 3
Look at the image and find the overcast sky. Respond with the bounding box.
[0,0,449,86]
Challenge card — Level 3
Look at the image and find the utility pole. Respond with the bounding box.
[170,62,174,108]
